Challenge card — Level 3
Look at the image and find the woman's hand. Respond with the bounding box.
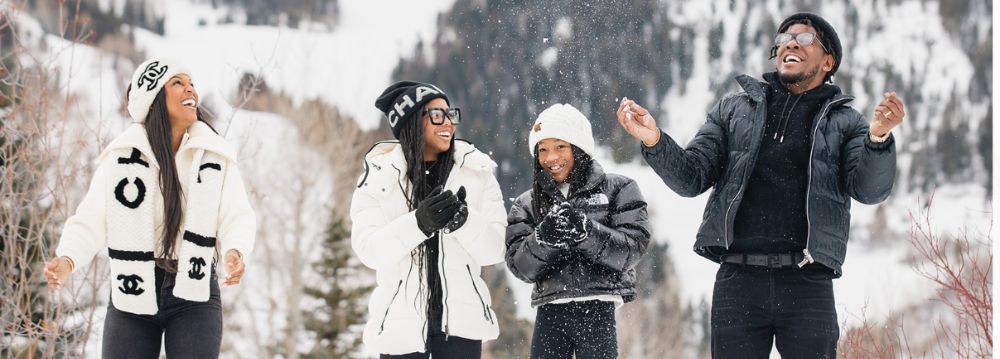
[223,249,245,286]
[44,256,74,289]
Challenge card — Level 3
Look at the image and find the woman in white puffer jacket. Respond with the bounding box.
[352,81,506,358]
[43,59,255,358]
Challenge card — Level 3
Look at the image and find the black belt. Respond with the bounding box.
[721,253,805,269]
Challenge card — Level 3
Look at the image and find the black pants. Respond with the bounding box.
[530,300,617,359]
[379,329,482,359]
[102,265,222,358]
[711,263,839,359]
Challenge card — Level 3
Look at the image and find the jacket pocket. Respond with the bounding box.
[378,280,403,335]
[466,265,495,324]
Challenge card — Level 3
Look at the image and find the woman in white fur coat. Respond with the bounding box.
[352,81,506,358]
[44,59,256,358]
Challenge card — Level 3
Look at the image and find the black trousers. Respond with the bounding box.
[102,266,222,359]
[530,300,618,359]
[711,263,839,359]
[379,329,482,359]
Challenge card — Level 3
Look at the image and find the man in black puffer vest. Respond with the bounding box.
[616,13,905,358]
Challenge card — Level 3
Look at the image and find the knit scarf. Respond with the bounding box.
[106,146,226,315]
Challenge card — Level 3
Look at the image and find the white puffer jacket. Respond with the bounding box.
[351,140,506,355]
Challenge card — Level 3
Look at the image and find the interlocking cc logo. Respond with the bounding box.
[188,257,206,280]
[117,274,145,295]
[136,61,168,91]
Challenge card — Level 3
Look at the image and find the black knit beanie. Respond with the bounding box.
[776,13,843,83]
[374,81,449,139]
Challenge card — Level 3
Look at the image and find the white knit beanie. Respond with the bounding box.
[528,103,595,157]
[127,58,189,123]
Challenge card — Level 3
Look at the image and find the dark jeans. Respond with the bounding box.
[379,329,482,359]
[531,300,617,359]
[711,263,838,359]
[102,265,222,359]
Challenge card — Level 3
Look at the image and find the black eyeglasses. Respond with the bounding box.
[422,107,461,125]
[774,32,827,52]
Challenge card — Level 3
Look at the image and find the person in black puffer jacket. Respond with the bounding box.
[616,13,905,359]
[506,103,650,359]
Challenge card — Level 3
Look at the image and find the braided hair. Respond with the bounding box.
[531,144,593,221]
[396,108,455,310]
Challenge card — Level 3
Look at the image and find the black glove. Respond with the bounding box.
[415,186,461,236]
[535,203,586,248]
[443,186,468,233]
[562,206,589,244]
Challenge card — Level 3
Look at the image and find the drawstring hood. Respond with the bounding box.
[774,93,802,142]
[763,72,839,143]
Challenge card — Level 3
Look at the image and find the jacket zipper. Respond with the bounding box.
[378,280,404,335]
[426,146,478,339]
[466,264,494,324]
[799,97,851,267]
[722,186,744,250]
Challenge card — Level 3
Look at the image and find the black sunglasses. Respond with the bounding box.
[421,107,461,125]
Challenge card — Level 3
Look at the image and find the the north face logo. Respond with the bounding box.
[584,193,609,206]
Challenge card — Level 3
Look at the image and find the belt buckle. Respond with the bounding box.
[767,254,781,268]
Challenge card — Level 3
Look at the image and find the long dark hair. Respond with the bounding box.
[396,107,455,308]
[531,144,593,220]
[128,84,217,272]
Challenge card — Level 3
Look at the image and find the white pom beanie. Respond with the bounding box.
[127,58,189,123]
[528,103,595,157]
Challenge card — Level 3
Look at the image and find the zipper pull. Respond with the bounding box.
[797,249,815,267]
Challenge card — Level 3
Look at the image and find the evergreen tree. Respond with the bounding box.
[393,0,673,196]
[300,216,371,358]
[977,105,991,195]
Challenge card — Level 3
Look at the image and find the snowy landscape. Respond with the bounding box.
[1,0,992,358]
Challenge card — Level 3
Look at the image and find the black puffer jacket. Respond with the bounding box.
[641,74,896,276]
[505,162,651,307]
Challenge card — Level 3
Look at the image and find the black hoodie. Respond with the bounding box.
[729,72,840,255]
